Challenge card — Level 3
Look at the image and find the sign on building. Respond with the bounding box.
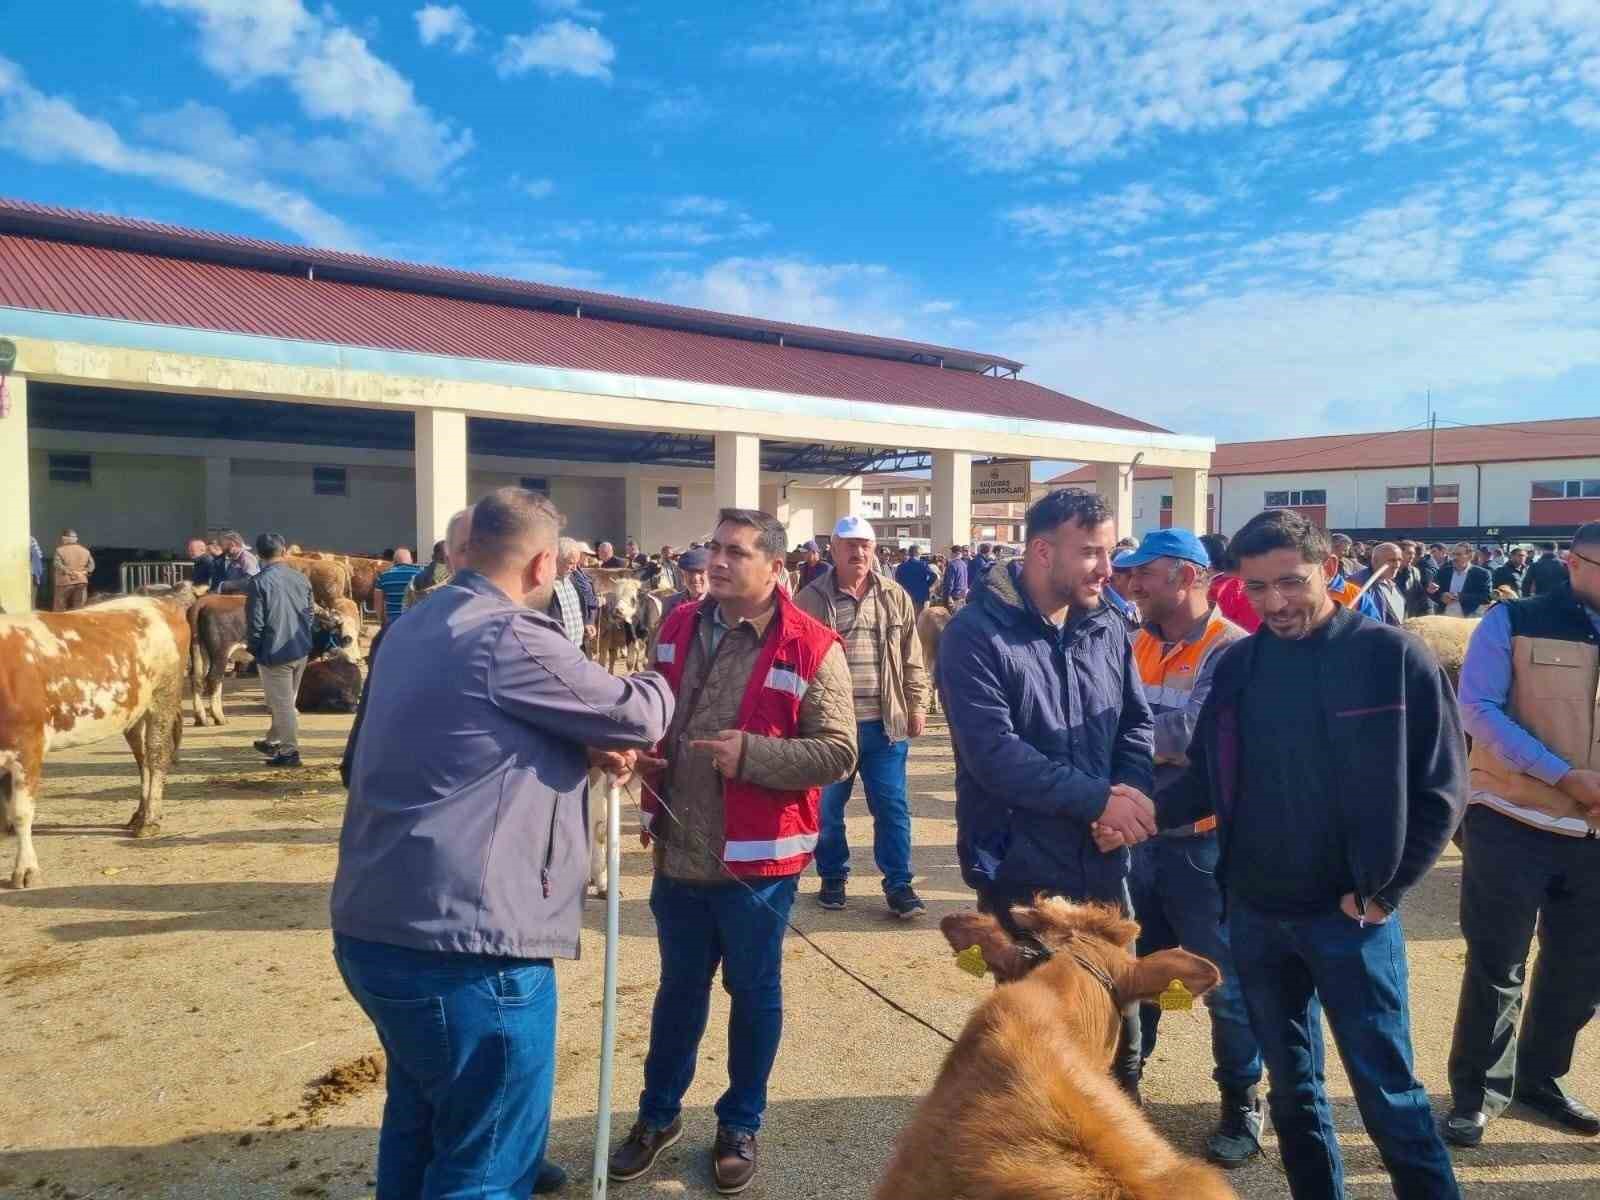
[971,460,1030,504]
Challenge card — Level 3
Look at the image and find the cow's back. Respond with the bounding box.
[0,599,185,753]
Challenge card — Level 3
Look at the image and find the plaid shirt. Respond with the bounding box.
[550,577,585,645]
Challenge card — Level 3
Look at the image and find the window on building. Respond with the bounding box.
[1160,495,1173,510]
[520,476,549,494]
[922,495,932,515]
[47,453,92,485]
[1386,484,1459,503]
[655,485,681,509]
[1532,479,1600,499]
[862,495,884,516]
[979,526,997,538]
[312,466,347,497]
[896,527,911,538]
[1264,488,1326,508]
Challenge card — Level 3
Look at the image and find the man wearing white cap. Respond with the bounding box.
[796,515,931,917]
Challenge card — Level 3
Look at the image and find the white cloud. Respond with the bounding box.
[536,0,604,19]
[517,176,556,199]
[147,0,472,189]
[498,19,616,81]
[415,4,477,54]
[1309,186,1347,204]
[0,56,357,247]
[667,194,730,217]
[1005,182,1216,239]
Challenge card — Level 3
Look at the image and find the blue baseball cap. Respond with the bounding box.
[677,547,710,571]
[1116,529,1212,570]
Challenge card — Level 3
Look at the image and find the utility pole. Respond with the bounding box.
[1426,388,1437,530]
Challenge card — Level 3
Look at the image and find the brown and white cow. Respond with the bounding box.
[301,552,389,612]
[189,593,249,727]
[0,598,191,887]
[594,574,646,675]
[283,555,354,609]
[875,898,1230,1200]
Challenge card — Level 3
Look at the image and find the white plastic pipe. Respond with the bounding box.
[591,778,623,1198]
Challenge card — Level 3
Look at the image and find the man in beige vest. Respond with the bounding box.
[51,530,93,611]
[1446,520,1600,1147]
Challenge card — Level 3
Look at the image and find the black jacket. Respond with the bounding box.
[1491,562,1526,596]
[1432,562,1492,616]
[1157,607,1466,913]
[1525,553,1569,598]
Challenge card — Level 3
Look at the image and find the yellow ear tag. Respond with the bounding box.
[1158,979,1194,1012]
[954,945,989,978]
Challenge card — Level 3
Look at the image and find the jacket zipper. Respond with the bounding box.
[541,788,559,899]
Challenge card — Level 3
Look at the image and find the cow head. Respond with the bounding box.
[942,898,1220,1052]
[310,604,358,662]
[602,579,643,640]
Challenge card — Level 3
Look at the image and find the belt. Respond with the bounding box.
[1161,815,1218,838]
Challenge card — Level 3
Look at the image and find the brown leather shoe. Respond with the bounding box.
[713,1126,758,1194]
[607,1116,682,1182]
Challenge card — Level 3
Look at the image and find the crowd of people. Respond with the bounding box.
[22,494,1595,1199]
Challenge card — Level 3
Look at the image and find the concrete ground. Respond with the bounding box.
[2,678,1597,1199]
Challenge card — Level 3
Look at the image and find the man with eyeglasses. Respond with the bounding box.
[1444,521,1600,1149]
[1097,508,1467,1198]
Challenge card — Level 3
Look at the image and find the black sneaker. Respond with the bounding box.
[266,751,302,768]
[1207,1087,1264,1167]
[532,1159,567,1193]
[253,739,281,755]
[886,885,926,919]
[817,879,847,910]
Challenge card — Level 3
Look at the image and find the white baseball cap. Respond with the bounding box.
[833,515,876,541]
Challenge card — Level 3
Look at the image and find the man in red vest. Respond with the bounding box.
[609,507,857,1194]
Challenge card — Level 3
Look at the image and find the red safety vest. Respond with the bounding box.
[647,589,842,878]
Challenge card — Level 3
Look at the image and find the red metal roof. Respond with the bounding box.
[0,199,1163,434]
[1048,418,1600,483]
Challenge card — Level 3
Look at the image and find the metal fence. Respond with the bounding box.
[119,561,194,593]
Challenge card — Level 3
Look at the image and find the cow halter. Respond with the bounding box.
[1019,932,1118,1001]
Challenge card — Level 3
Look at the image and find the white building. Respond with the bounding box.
[1049,419,1600,540]
[0,200,1212,610]
[857,472,1026,546]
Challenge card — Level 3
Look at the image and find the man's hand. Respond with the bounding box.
[587,748,638,782]
[1558,768,1600,817]
[1426,582,1440,594]
[1340,893,1391,925]
[584,624,597,641]
[1089,821,1127,853]
[691,731,744,780]
[908,712,927,738]
[1098,784,1157,846]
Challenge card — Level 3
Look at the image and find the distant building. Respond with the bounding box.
[859,473,1025,546]
[1047,417,1600,539]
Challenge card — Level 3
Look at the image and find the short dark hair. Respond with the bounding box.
[1572,523,1600,552]
[1427,542,1445,552]
[1231,509,1331,566]
[1025,488,1112,543]
[715,508,786,559]
[467,486,563,568]
[1199,533,1231,571]
[1541,540,1558,552]
[978,542,993,555]
[255,532,287,560]
[1330,532,1352,549]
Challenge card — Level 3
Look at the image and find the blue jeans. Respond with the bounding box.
[1228,902,1460,1200]
[1129,835,1262,1093]
[814,720,912,893]
[639,873,798,1134]
[332,934,557,1200]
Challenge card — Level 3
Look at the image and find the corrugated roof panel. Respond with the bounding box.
[0,230,1162,433]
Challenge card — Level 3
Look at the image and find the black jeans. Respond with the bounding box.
[976,881,1142,1087]
[1448,805,1600,1116]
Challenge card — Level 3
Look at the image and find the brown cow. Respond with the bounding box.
[0,598,190,887]
[875,898,1230,1200]
[302,552,388,611]
[297,656,363,712]
[916,603,954,715]
[283,555,353,608]
[189,593,249,727]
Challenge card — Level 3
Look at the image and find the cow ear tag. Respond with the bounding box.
[954,945,989,977]
[1158,979,1194,1012]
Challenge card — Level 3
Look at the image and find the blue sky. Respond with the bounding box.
[2,1,1598,451]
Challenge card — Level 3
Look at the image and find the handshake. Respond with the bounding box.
[1089,783,1158,853]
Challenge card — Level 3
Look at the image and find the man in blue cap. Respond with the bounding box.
[1117,528,1264,1167]
[659,546,710,624]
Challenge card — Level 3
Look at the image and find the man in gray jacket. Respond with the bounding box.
[331,487,673,1199]
[245,533,314,768]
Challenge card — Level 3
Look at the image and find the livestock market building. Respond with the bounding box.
[1049,418,1600,544]
[0,200,1213,613]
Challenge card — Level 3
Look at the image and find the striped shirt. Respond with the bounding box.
[831,580,883,722]
[376,564,423,621]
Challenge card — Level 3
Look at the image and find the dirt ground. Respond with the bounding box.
[3,676,1598,1200]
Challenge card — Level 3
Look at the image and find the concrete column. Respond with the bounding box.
[714,432,760,511]
[204,456,232,533]
[0,375,32,612]
[1171,467,1210,535]
[1095,462,1134,542]
[414,408,468,555]
[932,450,973,552]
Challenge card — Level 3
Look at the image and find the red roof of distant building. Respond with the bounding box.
[1047,418,1600,483]
[0,197,1164,434]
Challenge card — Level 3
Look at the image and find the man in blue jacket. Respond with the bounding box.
[331,487,673,1198]
[893,543,939,614]
[939,487,1156,1091]
[245,533,315,768]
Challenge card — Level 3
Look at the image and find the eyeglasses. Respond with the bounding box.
[1571,548,1600,570]
[1242,573,1318,600]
